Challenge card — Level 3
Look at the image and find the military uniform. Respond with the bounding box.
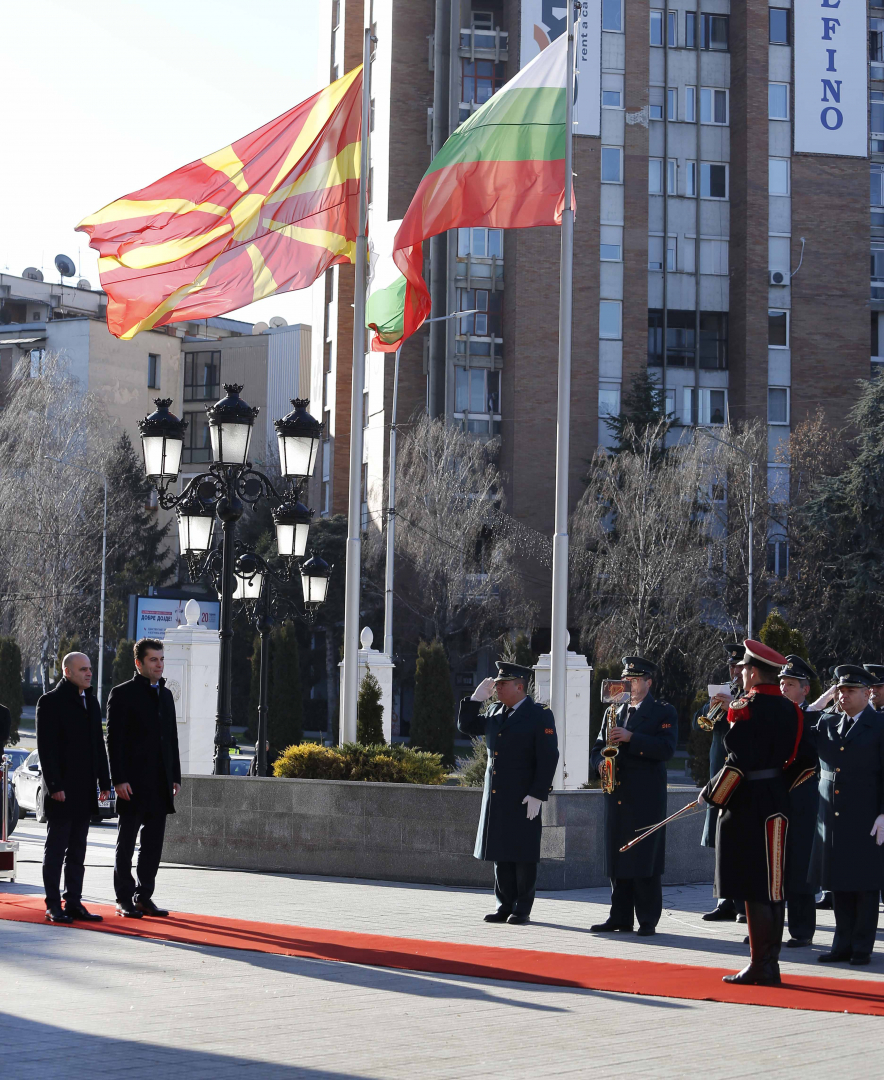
[457,663,559,921]
[589,657,677,934]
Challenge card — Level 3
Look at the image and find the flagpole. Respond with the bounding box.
[383,345,401,659]
[549,9,576,789]
[341,25,373,745]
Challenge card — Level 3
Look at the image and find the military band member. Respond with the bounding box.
[698,640,808,985]
[778,655,822,948]
[589,657,677,937]
[808,666,884,966]
[864,664,884,713]
[457,662,559,925]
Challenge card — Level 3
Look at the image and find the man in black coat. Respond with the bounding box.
[107,638,181,918]
[808,665,884,966]
[0,702,10,749]
[589,656,678,937]
[457,662,559,925]
[36,653,111,924]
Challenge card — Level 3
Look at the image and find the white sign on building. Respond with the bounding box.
[520,0,601,137]
[135,597,220,640]
[794,0,868,157]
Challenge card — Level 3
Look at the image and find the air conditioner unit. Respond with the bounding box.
[769,269,788,285]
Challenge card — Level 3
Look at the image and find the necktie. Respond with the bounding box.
[841,715,854,738]
[626,706,636,728]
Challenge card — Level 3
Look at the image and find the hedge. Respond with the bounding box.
[272,742,447,785]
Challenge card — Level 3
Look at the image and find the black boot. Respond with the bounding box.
[722,901,782,986]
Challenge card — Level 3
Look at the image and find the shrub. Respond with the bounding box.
[410,639,455,764]
[272,741,446,784]
[357,668,385,745]
[455,736,488,788]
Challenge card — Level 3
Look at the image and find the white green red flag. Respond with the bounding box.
[369,29,569,352]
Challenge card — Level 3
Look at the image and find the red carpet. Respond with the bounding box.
[2,892,883,1015]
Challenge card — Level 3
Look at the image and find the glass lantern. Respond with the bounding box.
[206,384,259,466]
[138,398,187,481]
[275,399,321,479]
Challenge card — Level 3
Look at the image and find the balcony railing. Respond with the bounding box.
[458,28,508,61]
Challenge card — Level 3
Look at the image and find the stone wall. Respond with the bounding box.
[164,777,714,890]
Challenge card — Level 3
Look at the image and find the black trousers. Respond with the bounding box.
[114,808,167,904]
[787,894,817,941]
[43,812,91,906]
[494,861,538,915]
[832,890,879,957]
[610,875,663,928]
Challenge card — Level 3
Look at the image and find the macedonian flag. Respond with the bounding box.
[77,67,363,339]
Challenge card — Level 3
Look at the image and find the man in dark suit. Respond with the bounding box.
[809,665,884,966]
[589,656,678,937]
[457,662,559,925]
[865,664,884,714]
[0,702,11,749]
[107,638,181,918]
[36,652,111,923]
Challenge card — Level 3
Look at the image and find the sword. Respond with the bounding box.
[619,800,702,853]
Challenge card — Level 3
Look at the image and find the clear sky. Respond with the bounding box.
[0,0,322,328]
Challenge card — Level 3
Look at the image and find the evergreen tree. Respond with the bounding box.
[504,631,537,669]
[759,610,822,699]
[112,639,136,686]
[53,633,82,684]
[0,637,23,745]
[410,639,455,765]
[248,624,304,753]
[357,667,385,745]
[604,371,674,457]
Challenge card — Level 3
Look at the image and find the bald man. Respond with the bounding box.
[36,652,111,923]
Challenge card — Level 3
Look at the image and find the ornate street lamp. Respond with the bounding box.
[275,399,321,479]
[177,495,215,556]
[272,498,313,559]
[138,399,187,482]
[207,384,259,466]
[300,552,332,612]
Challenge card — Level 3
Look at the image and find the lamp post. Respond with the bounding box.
[138,389,326,774]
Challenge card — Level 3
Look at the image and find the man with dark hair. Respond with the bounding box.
[107,638,181,918]
[458,662,559,925]
[589,657,678,937]
[36,652,111,923]
[864,664,884,713]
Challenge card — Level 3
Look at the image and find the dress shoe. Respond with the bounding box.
[722,963,781,986]
[65,903,103,922]
[45,904,72,924]
[484,911,510,923]
[785,937,812,948]
[116,901,144,919]
[507,914,530,925]
[735,913,747,924]
[590,920,634,932]
[636,924,656,937]
[850,953,872,966]
[816,894,834,910]
[817,951,850,963]
[135,898,169,917]
[742,936,749,945]
[702,905,737,922]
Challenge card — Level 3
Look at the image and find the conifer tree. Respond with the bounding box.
[0,637,23,744]
[248,624,304,753]
[112,639,136,686]
[410,639,455,765]
[357,668,385,745]
[604,371,674,457]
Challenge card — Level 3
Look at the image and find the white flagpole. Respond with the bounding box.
[549,10,576,788]
[341,25,373,744]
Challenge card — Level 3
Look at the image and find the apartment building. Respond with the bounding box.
[316,0,872,617]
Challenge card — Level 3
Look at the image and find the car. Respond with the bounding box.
[12,750,116,823]
[2,747,26,834]
[228,755,254,776]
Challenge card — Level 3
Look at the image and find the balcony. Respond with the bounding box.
[458,27,508,62]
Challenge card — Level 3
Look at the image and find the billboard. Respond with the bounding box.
[520,0,601,137]
[135,597,220,640]
[794,0,867,157]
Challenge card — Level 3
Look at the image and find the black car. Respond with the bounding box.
[2,747,26,834]
[12,749,116,822]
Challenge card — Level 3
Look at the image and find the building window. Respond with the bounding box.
[872,246,884,299]
[769,158,790,196]
[457,227,503,259]
[767,539,789,578]
[461,59,506,106]
[872,92,884,153]
[685,11,697,48]
[650,10,664,46]
[599,301,622,340]
[701,13,728,51]
[667,88,677,120]
[600,225,623,261]
[29,348,45,378]
[599,388,621,418]
[182,411,212,464]
[700,87,728,125]
[454,367,501,434]
[649,102,663,121]
[648,235,677,272]
[648,310,728,369]
[147,353,160,389]
[321,481,330,516]
[769,8,790,45]
[683,387,727,425]
[685,160,697,197]
[601,146,623,183]
[602,0,622,32]
[871,18,884,79]
[602,89,622,108]
[700,162,728,199]
[700,239,729,275]
[872,165,884,227]
[649,158,663,194]
[667,159,677,194]
[768,309,789,348]
[457,288,501,337]
[768,387,789,425]
[685,85,696,122]
[769,82,789,120]
[183,351,220,401]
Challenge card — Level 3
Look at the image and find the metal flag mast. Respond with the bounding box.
[341,25,373,744]
[549,7,577,786]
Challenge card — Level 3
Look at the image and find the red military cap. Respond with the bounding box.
[736,638,787,668]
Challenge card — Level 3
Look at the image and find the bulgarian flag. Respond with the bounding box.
[77,67,363,339]
[369,28,569,353]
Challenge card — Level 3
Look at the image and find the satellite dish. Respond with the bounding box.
[77,278,92,290]
[269,316,288,328]
[55,254,76,279]
[22,267,43,281]
[251,321,269,334]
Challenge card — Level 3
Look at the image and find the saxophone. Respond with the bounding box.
[600,703,620,794]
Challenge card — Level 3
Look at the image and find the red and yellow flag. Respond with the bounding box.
[77,67,363,339]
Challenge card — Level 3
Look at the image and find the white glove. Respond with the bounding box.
[523,795,542,820]
[471,677,496,702]
[870,815,884,846]
[697,790,707,807]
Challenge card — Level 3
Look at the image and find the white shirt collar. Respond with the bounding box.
[508,696,527,713]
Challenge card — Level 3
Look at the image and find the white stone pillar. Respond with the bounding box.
[533,634,592,790]
[340,627,395,743]
[162,599,220,775]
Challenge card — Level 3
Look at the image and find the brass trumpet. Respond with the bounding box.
[600,703,620,794]
[697,681,737,731]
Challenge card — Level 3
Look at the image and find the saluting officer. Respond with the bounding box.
[589,657,677,937]
[778,654,822,948]
[458,662,559,925]
[808,665,884,966]
[864,664,884,713]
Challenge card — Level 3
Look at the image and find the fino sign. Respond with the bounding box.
[794,0,868,157]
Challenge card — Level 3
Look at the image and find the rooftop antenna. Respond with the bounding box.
[55,254,76,319]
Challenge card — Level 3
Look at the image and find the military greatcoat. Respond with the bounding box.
[589,694,678,879]
[783,706,821,898]
[457,696,559,863]
[692,702,729,848]
[808,705,884,892]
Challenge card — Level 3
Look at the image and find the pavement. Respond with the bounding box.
[1,817,883,1078]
